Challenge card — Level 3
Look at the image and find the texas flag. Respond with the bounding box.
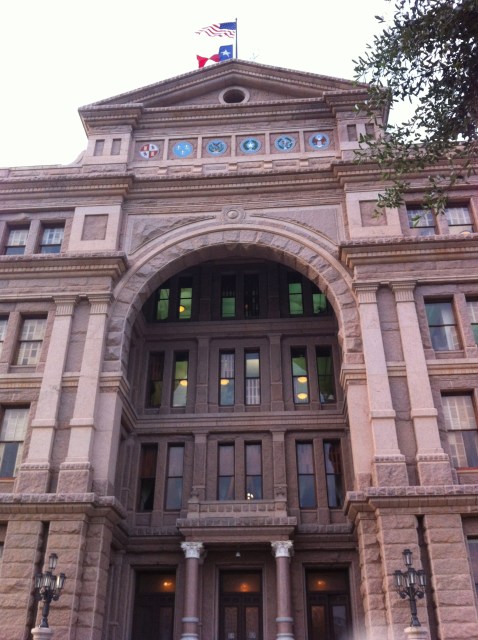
[197,45,234,68]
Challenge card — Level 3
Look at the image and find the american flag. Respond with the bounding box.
[195,22,237,38]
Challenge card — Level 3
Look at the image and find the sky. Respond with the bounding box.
[0,0,395,168]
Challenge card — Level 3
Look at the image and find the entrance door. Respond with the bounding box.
[219,571,263,640]
[132,572,176,640]
[306,570,351,640]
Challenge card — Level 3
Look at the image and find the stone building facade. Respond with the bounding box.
[0,60,477,640]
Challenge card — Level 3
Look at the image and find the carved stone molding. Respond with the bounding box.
[353,283,379,304]
[271,540,294,558]
[391,281,417,303]
[221,206,245,223]
[181,541,204,559]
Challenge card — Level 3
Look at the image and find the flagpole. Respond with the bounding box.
[235,18,238,59]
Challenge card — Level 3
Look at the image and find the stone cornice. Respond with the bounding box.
[0,174,133,198]
[0,492,127,520]
[345,484,478,521]
[0,253,127,280]
[340,236,478,269]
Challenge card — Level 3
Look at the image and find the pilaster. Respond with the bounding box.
[57,294,111,494]
[354,283,408,486]
[391,282,453,485]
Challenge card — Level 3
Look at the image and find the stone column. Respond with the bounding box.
[354,284,408,486]
[16,296,77,493]
[57,294,111,493]
[180,542,203,640]
[392,282,452,485]
[271,540,295,640]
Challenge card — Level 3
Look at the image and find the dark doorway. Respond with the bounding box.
[132,572,176,640]
[219,571,263,640]
[306,570,351,640]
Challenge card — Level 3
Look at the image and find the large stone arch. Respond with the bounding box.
[105,220,361,373]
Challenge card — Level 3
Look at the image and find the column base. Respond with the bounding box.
[57,462,92,493]
[404,626,430,639]
[416,455,453,485]
[32,628,54,640]
[372,455,408,486]
[276,634,295,640]
[180,635,198,640]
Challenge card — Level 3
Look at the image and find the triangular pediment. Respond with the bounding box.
[80,59,365,112]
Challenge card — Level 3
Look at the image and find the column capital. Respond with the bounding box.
[353,283,379,304]
[271,540,294,558]
[88,293,113,314]
[181,542,204,559]
[391,281,417,302]
[54,296,79,316]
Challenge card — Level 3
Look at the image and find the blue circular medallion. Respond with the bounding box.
[173,141,194,158]
[206,139,227,156]
[308,133,330,150]
[240,137,261,154]
[274,135,296,152]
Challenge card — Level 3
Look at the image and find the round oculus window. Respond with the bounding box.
[220,87,250,105]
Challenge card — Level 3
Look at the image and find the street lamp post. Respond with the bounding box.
[33,553,66,628]
[393,548,427,627]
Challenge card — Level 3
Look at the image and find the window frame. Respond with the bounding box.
[4,226,29,255]
[442,393,478,469]
[15,316,47,366]
[425,299,461,352]
[164,444,185,510]
[0,406,29,478]
[39,224,64,254]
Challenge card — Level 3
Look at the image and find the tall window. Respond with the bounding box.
[0,407,29,477]
[219,352,235,406]
[244,274,260,318]
[16,317,46,365]
[425,301,460,351]
[165,445,184,510]
[148,353,164,407]
[316,347,336,403]
[5,227,28,255]
[218,444,235,500]
[138,444,157,511]
[171,352,188,407]
[467,299,478,345]
[221,275,236,319]
[0,317,8,356]
[156,282,170,321]
[288,273,304,315]
[296,442,316,508]
[445,205,473,234]
[245,443,262,500]
[245,351,260,405]
[323,441,344,508]
[406,208,436,236]
[312,284,328,315]
[39,226,64,254]
[291,348,309,404]
[442,394,478,468]
[467,539,478,594]
[178,277,193,320]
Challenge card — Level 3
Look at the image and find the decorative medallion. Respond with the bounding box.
[240,137,261,154]
[173,141,194,158]
[308,133,330,149]
[206,139,228,156]
[139,143,160,159]
[274,135,296,151]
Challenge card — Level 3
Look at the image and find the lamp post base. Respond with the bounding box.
[404,626,430,639]
[32,627,54,640]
